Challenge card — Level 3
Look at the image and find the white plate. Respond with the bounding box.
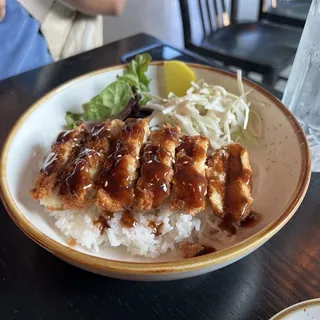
[270,299,320,320]
[0,63,311,280]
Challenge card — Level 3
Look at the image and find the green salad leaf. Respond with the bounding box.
[117,53,152,91]
[85,81,132,120]
[65,53,152,129]
[65,112,84,129]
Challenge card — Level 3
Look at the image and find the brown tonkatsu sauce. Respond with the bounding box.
[240,211,262,228]
[219,216,237,235]
[124,118,145,138]
[177,138,206,159]
[219,211,262,235]
[141,145,171,208]
[98,146,134,207]
[174,137,207,210]
[148,220,164,236]
[94,215,110,234]
[68,238,77,246]
[225,143,252,219]
[98,119,146,208]
[195,246,217,257]
[121,209,137,228]
[88,122,111,140]
[174,165,207,209]
[63,148,100,195]
[135,124,180,211]
[41,129,86,176]
[56,130,76,144]
[164,126,180,141]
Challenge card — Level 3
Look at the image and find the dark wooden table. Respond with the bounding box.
[0,33,319,320]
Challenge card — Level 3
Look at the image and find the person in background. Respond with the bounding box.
[0,0,126,81]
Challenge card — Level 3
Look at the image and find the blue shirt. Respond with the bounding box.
[0,0,52,81]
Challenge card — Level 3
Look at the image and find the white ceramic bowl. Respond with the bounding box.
[270,299,320,320]
[0,63,311,281]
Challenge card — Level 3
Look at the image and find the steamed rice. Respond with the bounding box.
[49,203,237,258]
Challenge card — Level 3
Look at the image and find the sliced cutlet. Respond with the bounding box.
[97,118,149,212]
[206,148,229,218]
[59,120,123,209]
[225,143,253,221]
[30,124,87,209]
[136,124,180,210]
[171,135,209,215]
[206,143,253,222]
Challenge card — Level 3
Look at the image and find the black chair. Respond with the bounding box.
[261,0,311,27]
[179,0,303,85]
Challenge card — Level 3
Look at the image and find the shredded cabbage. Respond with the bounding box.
[145,73,261,149]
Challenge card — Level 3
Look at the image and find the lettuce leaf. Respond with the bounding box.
[65,54,151,129]
[65,81,133,128]
[65,112,84,129]
[117,53,152,91]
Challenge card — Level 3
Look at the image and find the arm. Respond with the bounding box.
[0,0,5,21]
[63,0,126,16]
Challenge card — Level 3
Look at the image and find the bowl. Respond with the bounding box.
[0,63,311,281]
[270,299,320,320]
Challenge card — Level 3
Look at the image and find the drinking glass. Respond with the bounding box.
[282,0,320,169]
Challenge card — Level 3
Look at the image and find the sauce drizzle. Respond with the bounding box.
[173,136,208,211]
[219,216,237,235]
[141,145,171,208]
[196,246,217,257]
[225,144,252,220]
[121,210,137,228]
[56,130,74,144]
[89,123,111,140]
[63,148,100,194]
[148,221,164,237]
[94,215,110,234]
[240,211,262,228]
[98,119,145,208]
[40,152,58,175]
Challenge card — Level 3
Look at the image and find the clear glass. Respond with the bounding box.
[282,0,320,169]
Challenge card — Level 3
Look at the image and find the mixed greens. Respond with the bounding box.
[65,53,152,129]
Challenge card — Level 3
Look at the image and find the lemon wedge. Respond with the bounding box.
[164,60,196,96]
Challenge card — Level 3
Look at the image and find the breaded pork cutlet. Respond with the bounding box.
[226,143,253,221]
[97,118,149,212]
[136,124,180,210]
[206,143,253,222]
[59,120,123,209]
[30,124,86,209]
[171,135,209,215]
[205,148,229,218]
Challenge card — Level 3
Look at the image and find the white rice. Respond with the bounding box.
[49,203,236,258]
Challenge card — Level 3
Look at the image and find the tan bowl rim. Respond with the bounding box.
[0,62,312,275]
[270,298,320,320]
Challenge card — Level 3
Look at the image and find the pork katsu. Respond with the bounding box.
[30,124,87,210]
[97,118,149,212]
[171,135,209,215]
[136,124,180,210]
[206,143,253,221]
[60,120,123,209]
[31,119,253,221]
[30,119,255,258]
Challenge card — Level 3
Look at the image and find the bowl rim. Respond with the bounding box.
[0,62,312,275]
[270,298,320,320]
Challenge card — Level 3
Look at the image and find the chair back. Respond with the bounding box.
[179,0,239,46]
[259,0,311,27]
